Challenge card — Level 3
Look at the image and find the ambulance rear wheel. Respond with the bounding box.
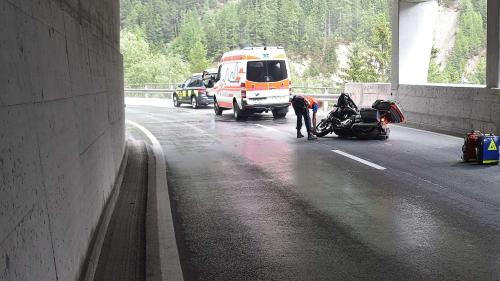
[214,100,223,115]
[233,101,246,121]
[272,109,287,119]
[173,94,180,107]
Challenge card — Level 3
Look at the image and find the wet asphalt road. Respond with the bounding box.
[126,101,500,281]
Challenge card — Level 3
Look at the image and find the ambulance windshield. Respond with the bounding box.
[247,60,287,82]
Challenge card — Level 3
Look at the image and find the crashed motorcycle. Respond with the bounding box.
[315,93,405,140]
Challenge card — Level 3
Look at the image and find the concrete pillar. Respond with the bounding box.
[322,101,329,113]
[0,1,124,280]
[487,0,500,88]
[398,0,438,85]
[392,0,437,89]
[391,0,400,90]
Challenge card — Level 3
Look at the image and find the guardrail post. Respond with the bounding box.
[322,100,329,113]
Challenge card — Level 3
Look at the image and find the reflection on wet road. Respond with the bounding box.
[126,101,500,281]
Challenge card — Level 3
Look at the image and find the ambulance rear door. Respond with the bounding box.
[245,60,290,106]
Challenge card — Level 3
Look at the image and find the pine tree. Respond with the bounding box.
[169,10,206,60]
[276,0,303,51]
[341,44,377,83]
[369,14,391,82]
[188,41,210,73]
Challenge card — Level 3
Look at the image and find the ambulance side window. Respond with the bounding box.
[222,64,232,82]
[228,63,240,82]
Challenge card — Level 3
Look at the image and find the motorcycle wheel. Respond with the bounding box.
[315,119,333,137]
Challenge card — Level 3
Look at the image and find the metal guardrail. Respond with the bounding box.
[125,89,176,93]
[127,83,179,89]
[124,88,340,112]
[292,86,338,95]
[125,88,176,99]
[124,88,340,101]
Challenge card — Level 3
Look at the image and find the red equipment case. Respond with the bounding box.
[462,131,482,162]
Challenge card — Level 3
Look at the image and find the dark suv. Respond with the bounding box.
[173,75,214,109]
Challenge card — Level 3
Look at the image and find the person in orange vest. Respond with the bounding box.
[291,95,319,140]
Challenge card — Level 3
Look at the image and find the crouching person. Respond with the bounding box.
[291,95,318,140]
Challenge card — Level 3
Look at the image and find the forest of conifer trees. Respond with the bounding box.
[120,0,486,87]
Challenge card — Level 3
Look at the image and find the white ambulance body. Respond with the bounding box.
[213,47,291,120]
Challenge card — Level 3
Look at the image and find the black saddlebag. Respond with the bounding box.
[360,108,380,123]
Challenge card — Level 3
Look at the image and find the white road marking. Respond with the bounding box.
[392,125,461,140]
[254,124,282,132]
[332,150,386,170]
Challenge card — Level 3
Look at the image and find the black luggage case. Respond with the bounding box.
[360,108,380,123]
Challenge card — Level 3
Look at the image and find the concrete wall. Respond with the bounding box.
[345,83,500,136]
[346,82,500,135]
[345,83,392,107]
[0,0,124,280]
[395,85,500,135]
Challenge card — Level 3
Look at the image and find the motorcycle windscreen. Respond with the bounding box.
[388,103,405,123]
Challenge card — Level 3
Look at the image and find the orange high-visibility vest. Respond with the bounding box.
[304,96,318,109]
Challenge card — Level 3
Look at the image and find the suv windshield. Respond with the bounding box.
[247,60,287,82]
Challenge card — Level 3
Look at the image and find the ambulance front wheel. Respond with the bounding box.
[214,100,223,115]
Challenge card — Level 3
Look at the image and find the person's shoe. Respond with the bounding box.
[297,130,304,138]
[308,133,317,140]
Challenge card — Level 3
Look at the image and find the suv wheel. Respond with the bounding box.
[191,96,198,109]
[173,94,180,107]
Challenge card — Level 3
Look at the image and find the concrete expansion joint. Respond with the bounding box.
[32,122,62,281]
[78,125,112,156]
[0,206,35,247]
[0,90,111,109]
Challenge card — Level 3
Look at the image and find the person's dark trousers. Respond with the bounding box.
[292,100,312,133]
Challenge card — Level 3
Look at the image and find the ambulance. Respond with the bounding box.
[211,47,291,120]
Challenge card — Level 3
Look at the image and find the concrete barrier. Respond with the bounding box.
[0,0,124,281]
[345,83,392,107]
[395,84,500,135]
[345,83,500,135]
